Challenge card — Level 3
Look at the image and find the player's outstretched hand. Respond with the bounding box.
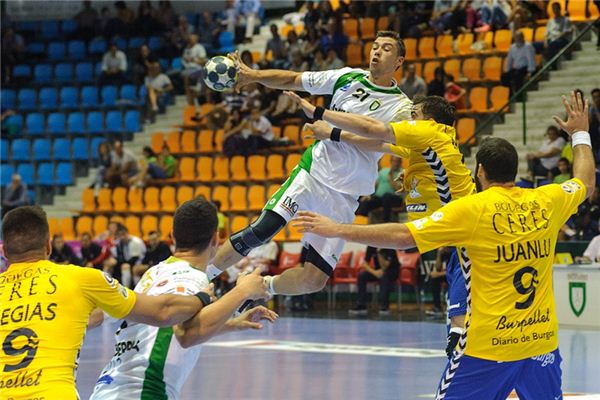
[236,268,269,300]
[227,50,254,92]
[230,306,279,331]
[553,91,589,135]
[283,91,316,118]
[303,120,332,140]
[292,211,340,238]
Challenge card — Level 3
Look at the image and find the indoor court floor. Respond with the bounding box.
[77,317,600,399]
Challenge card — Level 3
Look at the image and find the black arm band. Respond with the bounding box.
[330,127,342,142]
[313,106,325,120]
[194,291,212,307]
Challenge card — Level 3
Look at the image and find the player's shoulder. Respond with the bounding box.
[536,178,584,196]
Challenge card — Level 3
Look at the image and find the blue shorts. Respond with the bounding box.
[437,348,562,400]
[447,248,467,318]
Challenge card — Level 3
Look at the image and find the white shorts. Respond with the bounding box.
[264,167,358,272]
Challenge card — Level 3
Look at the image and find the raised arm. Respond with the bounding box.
[303,120,399,154]
[230,51,304,91]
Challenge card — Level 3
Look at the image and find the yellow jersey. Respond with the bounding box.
[389,120,476,221]
[0,261,136,399]
[406,179,587,361]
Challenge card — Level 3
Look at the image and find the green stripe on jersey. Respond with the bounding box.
[141,327,173,400]
[356,76,403,95]
[263,164,303,211]
[332,71,403,95]
[333,72,365,94]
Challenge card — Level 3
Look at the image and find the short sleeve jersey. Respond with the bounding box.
[405,179,587,361]
[0,261,136,399]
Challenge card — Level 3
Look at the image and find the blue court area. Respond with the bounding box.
[77,318,600,399]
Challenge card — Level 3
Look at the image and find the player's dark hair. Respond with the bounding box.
[173,198,218,254]
[376,31,405,58]
[592,88,600,96]
[2,206,49,258]
[476,137,519,183]
[413,95,456,127]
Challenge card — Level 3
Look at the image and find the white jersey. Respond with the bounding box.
[300,67,412,196]
[90,257,209,400]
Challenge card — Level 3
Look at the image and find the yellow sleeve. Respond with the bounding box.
[78,268,137,319]
[391,120,439,150]
[537,178,587,224]
[405,196,479,254]
[388,144,411,158]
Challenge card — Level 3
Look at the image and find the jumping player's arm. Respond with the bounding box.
[230,51,304,91]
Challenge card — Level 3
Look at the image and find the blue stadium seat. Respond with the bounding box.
[217,31,235,54]
[47,41,66,61]
[37,163,54,186]
[13,65,32,79]
[41,21,60,39]
[1,165,15,186]
[67,112,86,134]
[101,86,118,107]
[138,85,147,105]
[89,38,107,55]
[171,57,183,70]
[158,58,170,72]
[39,88,58,110]
[72,138,89,161]
[128,37,145,49]
[56,163,73,186]
[114,37,128,51]
[2,89,17,110]
[26,113,45,135]
[32,139,52,162]
[55,63,74,83]
[16,21,38,34]
[81,86,99,108]
[0,139,7,161]
[186,13,198,27]
[91,137,105,159]
[53,138,71,161]
[119,85,138,104]
[68,40,86,60]
[47,113,66,135]
[61,20,77,34]
[60,87,79,109]
[124,110,141,133]
[106,111,123,133]
[18,88,37,111]
[17,163,35,186]
[148,37,163,51]
[87,111,104,134]
[95,62,103,78]
[26,42,46,56]
[28,189,36,204]
[4,114,23,135]
[11,139,30,162]
[75,62,94,83]
[34,64,53,84]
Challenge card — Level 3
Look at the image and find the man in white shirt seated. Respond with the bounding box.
[103,224,146,289]
[144,62,174,119]
[181,34,207,107]
[100,43,128,86]
[544,2,573,61]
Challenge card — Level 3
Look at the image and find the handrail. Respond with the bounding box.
[462,17,600,148]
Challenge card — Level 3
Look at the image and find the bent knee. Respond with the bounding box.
[301,263,330,293]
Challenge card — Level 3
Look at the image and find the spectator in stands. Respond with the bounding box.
[356,157,404,222]
[289,49,309,73]
[98,6,116,39]
[316,0,334,29]
[145,62,173,120]
[2,174,29,218]
[544,2,573,61]
[444,75,466,110]
[132,231,172,285]
[113,0,135,36]
[427,247,453,316]
[553,157,572,184]
[213,200,228,241]
[507,0,535,31]
[286,30,302,61]
[590,88,600,157]
[319,18,348,61]
[576,224,600,263]
[311,48,328,71]
[247,106,275,152]
[479,0,511,31]
[525,125,566,180]
[198,11,220,48]
[132,44,156,86]
[99,43,128,86]
[400,64,427,100]
[130,146,177,186]
[74,0,99,40]
[269,91,302,125]
[427,67,446,97]
[349,247,400,315]
[323,48,344,70]
[167,15,194,58]
[501,30,536,96]
[265,24,288,69]
[94,142,113,190]
[50,234,82,266]
[103,224,146,288]
[303,1,320,29]
[181,34,207,107]
[241,50,260,70]
[80,232,107,269]
[106,140,139,188]
[156,0,177,32]
[430,0,464,35]
[226,240,278,287]
[235,0,262,43]
[1,27,25,84]
[222,109,246,157]
[300,27,321,60]
[135,0,160,37]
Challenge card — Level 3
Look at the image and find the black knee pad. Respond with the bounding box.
[230,210,286,256]
[304,245,334,277]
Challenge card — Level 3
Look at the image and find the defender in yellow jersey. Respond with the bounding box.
[0,206,211,399]
[293,92,594,399]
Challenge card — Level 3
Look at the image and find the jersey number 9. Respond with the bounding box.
[513,266,539,310]
[2,328,39,372]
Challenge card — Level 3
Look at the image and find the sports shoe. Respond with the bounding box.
[378,308,391,316]
[425,307,444,316]
[348,305,368,315]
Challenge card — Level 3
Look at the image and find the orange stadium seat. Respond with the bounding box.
[418,36,436,59]
[195,186,211,200]
[125,215,141,237]
[159,215,173,240]
[376,16,389,31]
[494,29,512,52]
[423,61,441,83]
[457,33,474,56]
[166,131,181,153]
[456,117,476,145]
[569,0,599,20]
[180,130,197,153]
[363,41,374,64]
[267,154,285,180]
[462,57,482,81]
[346,43,363,67]
[360,17,375,39]
[287,223,303,241]
[230,216,250,234]
[76,216,93,237]
[436,34,454,58]
[482,31,494,53]
[213,156,230,181]
[343,18,359,39]
[534,26,546,42]
[151,132,165,154]
[141,215,158,237]
[248,155,266,181]
[489,86,510,112]
[48,218,59,237]
[196,156,213,182]
[444,59,461,81]
[160,186,177,212]
[272,125,282,139]
[112,187,128,212]
[280,24,293,37]
[379,154,392,169]
[483,56,503,81]
[212,185,230,211]
[248,185,266,211]
[518,27,534,43]
[404,38,417,61]
[412,62,423,77]
[97,188,112,212]
[283,125,300,145]
[178,157,196,182]
[93,215,108,237]
[127,187,144,212]
[272,226,286,242]
[229,185,248,212]
[144,187,160,212]
[198,130,214,153]
[183,105,196,125]
[81,188,96,212]
[60,217,75,241]
[267,184,280,199]
[177,186,194,205]
[468,87,489,113]
[285,153,301,174]
[230,156,248,181]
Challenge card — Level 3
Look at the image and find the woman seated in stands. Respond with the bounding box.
[525,125,566,180]
[129,146,177,187]
[444,74,466,111]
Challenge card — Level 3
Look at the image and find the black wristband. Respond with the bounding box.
[313,106,325,120]
[194,291,212,307]
[330,127,342,142]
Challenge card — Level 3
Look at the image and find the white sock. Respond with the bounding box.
[121,266,132,289]
[206,264,224,281]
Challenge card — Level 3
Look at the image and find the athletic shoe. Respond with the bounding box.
[425,307,444,316]
[348,305,368,315]
[378,308,391,316]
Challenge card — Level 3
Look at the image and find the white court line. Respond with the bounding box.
[205,339,446,358]
[416,393,600,399]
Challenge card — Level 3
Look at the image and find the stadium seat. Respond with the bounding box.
[0,139,8,161]
[55,63,74,84]
[285,154,301,174]
[18,88,37,111]
[75,62,94,83]
[95,61,103,77]
[159,216,173,240]
[283,125,300,144]
[213,157,230,181]
[362,41,374,64]
[197,130,214,153]
[216,31,235,53]
[55,162,73,186]
[97,188,113,212]
[229,185,248,211]
[176,186,194,205]
[32,139,51,162]
[489,86,510,112]
[468,87,489,113]
[120,85,138,105]
[230,156,248,181]
[346,43,363,67]
[248,155,267,181]
[53,138,71,161]
[81,188,96,212]
[519,27,534,43]
[196,156,213,182]
[494,30,512,52]
[111,187,128,212]
[72,138,89,161]
[128,37,145,49]
[81,86,99,108]
[4,114,23,135]
[17,164,35,186]
[88,38,107,55]
[1,89,16,110]
[178,130,197,153]
[158,58,170,73]
[266,154,285,180]
[39,87,58,110]
[47,113,66,135]
[37,162,54,186]
[106,111,123,133]
[230,216,250,234]
[171,57,183,70]
[148,36,164,51]
[178,157,196,181]
[12,139,31,162]
[212,185,230,211]
[457,33,474,55]
[482,56,503,81]
[569,0,599,21]
[534,26,546,43]
[26,113,45,135]
[214,130,224,152]
[1,165,15,186]
[404,38,417,61]
[93,216,109,236]
[287,222,303,241]
[436,35,454,58]
[68,112,86,134]
[26,42,46,56]
[248,185,266,211]
[47,217,59,237]
[151,132,165,154]
[142,215,158,237]
[60,87,79,109]
[482,31,494,53]
[423,61,441,83]
[101,86,118,107]
[342,18,359,39]
[76,216,93,237]
[41,21,60,39]
[462,58,482,81]
[127,187,143,212]
[166,131,181,153]
[90,137,105,159]
[418,37,436,59]
[61,20,77,34]
[60,217,76,241]
[195,186,211,200]
[124,110,141,133]
[444,59,461,81]
[125,216,142,237]
[13,64,32,80]
[160,186,177,212]
[47,41,66,61]
[360,17,376,40]
[456,118,476,145]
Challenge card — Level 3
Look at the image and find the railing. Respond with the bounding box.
[462,17,599,149]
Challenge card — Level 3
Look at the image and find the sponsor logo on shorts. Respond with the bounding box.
[103,272,117,288]
[531,352,555,367]
[406,204,428,213]
[281,196,299,217]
